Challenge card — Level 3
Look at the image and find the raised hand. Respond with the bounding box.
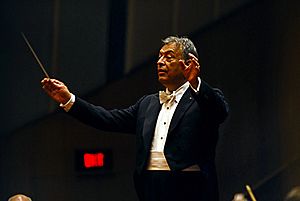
[179,53,200,89]
[41,78,72,104]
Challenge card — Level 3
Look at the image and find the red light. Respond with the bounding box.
[84,153,104,168]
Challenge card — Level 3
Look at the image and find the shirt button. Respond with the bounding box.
[161,137,163,140]
[164,122,166,125]
[167,107,169,109]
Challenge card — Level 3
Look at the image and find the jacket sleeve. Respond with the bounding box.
[67,96,145,133]
[191,81,229,124]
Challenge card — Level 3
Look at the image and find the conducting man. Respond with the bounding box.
[41,36,229,201]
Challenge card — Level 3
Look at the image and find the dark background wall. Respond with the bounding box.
[1,0,300,201]
[0,0,111,134]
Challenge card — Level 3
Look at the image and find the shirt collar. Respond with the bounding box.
[165,81,189,103]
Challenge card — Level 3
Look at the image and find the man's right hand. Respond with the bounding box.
[41,78,72,104]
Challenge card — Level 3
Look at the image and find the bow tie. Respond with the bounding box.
[159,91,176,106]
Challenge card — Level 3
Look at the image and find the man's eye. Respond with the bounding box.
[158,54,174,61]
[166,56,175,62]
[166,55,174,59]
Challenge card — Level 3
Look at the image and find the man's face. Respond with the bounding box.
[157,42,186,90]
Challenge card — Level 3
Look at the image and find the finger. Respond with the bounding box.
[179,59,188,71]
[190,59,200,71]
[42,80,60,92]
[190,56,199,64]
[183,65,192,77]
[43,83,54,92]
[188,53,198,61]
[41,78,46,83]
[41,78,50,85]
[188,53,200,67]
[50,79,60,84]
[52,79,65,86]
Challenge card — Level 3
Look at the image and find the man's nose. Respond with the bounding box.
[157,56,164,67]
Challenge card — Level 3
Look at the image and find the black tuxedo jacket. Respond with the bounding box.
[68,80,228,184]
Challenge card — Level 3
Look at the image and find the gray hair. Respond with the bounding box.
[8,194,32,201]
[162,36,199,60]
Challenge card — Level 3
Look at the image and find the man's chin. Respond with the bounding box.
[158,78,171,89]
[158,77,168,84]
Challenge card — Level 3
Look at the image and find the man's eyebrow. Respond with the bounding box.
[159,49,175,54]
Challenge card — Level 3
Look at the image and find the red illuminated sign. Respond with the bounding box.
[84,153,104,168]
[75,149,112,173]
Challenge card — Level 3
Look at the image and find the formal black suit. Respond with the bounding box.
[68,80,229,201]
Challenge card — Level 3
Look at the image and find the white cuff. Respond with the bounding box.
[190,77,201,92]
[59,93,75,112]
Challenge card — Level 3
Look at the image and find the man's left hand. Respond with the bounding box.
[179,53,200,89]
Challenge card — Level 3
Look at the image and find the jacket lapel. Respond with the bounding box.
[168,89,194,134]
[142,95,161,150]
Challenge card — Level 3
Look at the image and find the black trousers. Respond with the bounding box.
[134,170,218,201]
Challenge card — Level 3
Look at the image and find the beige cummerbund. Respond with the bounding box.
[147,151,201,171]
[147,151,171,170]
